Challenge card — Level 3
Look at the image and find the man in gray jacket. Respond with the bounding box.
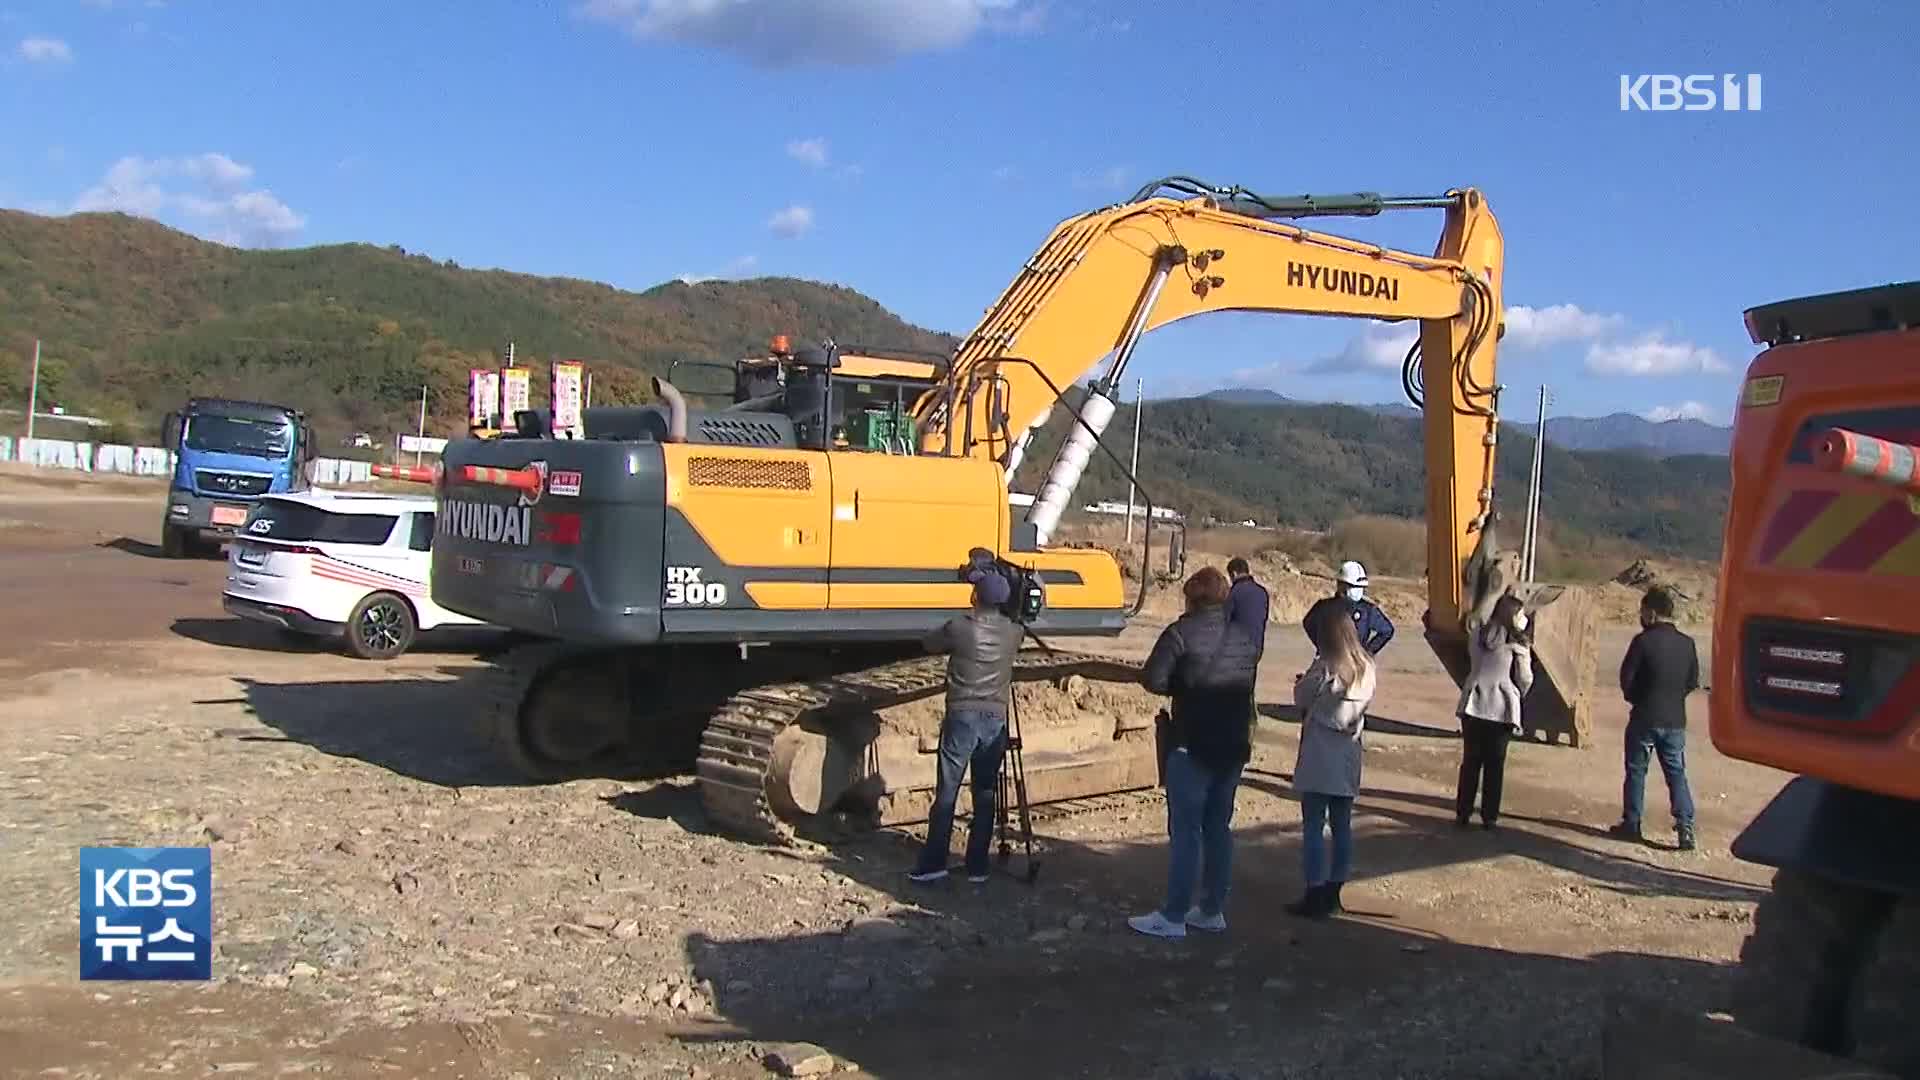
[910,568,1024,883]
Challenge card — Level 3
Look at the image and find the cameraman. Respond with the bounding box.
[908,566,1024,884]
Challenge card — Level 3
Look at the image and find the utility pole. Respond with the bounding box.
[25,339,41,441]
[1125,377,1143,543]
[1522,384,1551,582]
[414,384,428,468]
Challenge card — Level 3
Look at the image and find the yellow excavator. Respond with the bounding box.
[427,176,1597,843]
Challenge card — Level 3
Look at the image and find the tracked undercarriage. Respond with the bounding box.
[478,639,1162,845]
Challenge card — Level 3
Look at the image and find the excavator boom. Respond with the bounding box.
[911,177,1594,743]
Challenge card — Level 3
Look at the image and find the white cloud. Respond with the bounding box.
[766,204,815,238]
[785,137,829,169]
[1503,303,1626,349]
[1642,401,1718,424]
[18,36,73,63]
[70,153,306,247]
[577,0,1043,67]
[1585,333,1729,377]
[1309,322,1419,373]
[1072,165,1131,192]
[676,254,760,285]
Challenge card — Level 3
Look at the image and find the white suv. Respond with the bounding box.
[223,490,486,658]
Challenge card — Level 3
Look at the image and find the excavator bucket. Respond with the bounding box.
[1516,583,1599,746]
[1423,524,1599,748]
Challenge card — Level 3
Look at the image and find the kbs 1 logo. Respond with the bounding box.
[1620,74,1762,112]
[80,847,212,981]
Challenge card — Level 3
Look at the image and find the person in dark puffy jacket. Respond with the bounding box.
[909,568,1024,884]
[1128,566,1262,938]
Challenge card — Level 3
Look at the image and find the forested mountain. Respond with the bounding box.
[1018,391,1730,560]
[1203,390,1734,457]
[0,210,954,442]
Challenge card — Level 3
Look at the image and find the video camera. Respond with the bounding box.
[959,547,1046,626]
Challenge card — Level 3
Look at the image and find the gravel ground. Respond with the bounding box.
[0,470,1786,1079]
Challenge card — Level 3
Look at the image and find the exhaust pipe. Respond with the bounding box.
[652,377,687,443]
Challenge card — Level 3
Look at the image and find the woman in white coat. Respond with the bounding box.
[1454,592,1534,830]
[1286,604,1377,919]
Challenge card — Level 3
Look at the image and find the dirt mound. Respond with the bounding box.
[877,670,1163,736]
[1595,559,1716,625]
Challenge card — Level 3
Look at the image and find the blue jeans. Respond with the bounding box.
[1300,793,1355,887]
[914,708,1008,877]
[1623,724,1695,829]
[1159,748,1243,920]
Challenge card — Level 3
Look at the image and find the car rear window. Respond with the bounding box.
[244,501,398,545]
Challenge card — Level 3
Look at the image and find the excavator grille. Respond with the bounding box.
[687,456,814,491]
[696,416,791,447]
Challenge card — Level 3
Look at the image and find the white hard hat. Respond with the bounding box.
[1338,560,1368,587]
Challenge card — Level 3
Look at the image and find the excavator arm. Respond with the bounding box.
[912,179,1502,639]
[911,177,1595,744]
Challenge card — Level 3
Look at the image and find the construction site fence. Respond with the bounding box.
[0,437,379,485]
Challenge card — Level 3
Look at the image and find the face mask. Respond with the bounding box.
[1513,612,1529,632]
[1343,586,1365,603]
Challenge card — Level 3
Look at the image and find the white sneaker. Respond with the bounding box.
[1127,911,1187,939]
[1185,908,1227,932]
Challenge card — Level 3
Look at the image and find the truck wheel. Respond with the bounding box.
[160,524,188,558]
[344,592,416,660]
[1731,867,1920,1073]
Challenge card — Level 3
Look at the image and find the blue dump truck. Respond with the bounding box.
[158,397,313,557]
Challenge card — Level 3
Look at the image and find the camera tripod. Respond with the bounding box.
[993,624,1055,885]
[993,687,1041,884]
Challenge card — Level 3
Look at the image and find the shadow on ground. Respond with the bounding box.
[1259,701,1459,740]
[215,670,525,788]
[171,616,515,658]
[1235,771,1766,904]
[99,536,227,560]
[668,814,1742,1079]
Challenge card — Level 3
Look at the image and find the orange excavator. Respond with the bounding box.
[1616,281,1920,1076]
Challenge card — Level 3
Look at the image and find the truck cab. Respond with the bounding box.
[159,397,313,558]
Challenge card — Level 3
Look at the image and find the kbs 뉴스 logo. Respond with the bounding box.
[80,846,212,981]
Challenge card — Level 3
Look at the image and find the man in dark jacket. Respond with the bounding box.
[1608,586,1700,851]
[910,569,1025,884]
[1302,560,1394,656]
[1225,557,1270,658]
[1128,566,1262,938]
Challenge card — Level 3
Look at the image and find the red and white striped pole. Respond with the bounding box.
[1812,427,1920,493]
[371,463,437,484]
[460,464,543,495]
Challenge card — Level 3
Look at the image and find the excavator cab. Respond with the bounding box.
[732,337,944,454]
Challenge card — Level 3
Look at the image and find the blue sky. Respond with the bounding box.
[3,0,1915,424]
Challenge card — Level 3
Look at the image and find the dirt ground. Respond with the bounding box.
[0,466,1786,1079]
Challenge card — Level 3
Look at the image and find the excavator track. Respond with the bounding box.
[482,638,705,782]
[695,647,1148,846]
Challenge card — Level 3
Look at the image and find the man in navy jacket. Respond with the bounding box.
[1303,561,1395,657]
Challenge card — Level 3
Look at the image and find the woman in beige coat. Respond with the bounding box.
[1454,593,1534,830]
